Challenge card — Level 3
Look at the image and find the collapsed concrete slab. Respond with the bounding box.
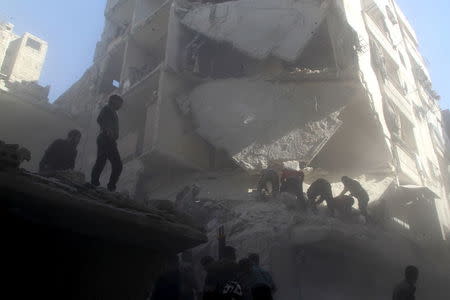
[187,78,357,171]
[180,0,330,62]
[0,167,207,299]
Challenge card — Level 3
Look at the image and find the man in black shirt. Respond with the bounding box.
[339,176,369,218]
[307,178,335,216]
[90,95,124,191]
[39,129,81,173]
[392,265,419,300]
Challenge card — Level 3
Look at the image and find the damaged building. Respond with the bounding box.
[54,0,450,298]
[0,22,80,171]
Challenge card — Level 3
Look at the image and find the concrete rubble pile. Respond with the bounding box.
[150,169,450,299]
[0,140,31,169]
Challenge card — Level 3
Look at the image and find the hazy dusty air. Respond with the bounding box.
[1,0,450,299]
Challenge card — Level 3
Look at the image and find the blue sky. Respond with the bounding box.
[1,0,449,109]
[0,0,106,101]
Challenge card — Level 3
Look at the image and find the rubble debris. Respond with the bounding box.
[0,140,31,169]
[186,78,353,171]
[180,0,329,62]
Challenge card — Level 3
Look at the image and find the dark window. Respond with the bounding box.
[26,38,41,51]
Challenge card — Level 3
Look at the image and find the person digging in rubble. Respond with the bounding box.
[257,169,280,201]
[39,129,81,173]
[280,169,306,209]
[248,253,276,300]
[91,95,124,192]
[339,176,370,219]
[333,195,355,218]
[392,265,419,300]
[307,178,335,216]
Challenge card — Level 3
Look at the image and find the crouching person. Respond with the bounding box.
[39,129,81,173]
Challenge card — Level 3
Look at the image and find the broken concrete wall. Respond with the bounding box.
[143,69,212,171]
[179,0,329,62]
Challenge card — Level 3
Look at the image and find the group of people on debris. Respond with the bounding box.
[151,226,275,300]
[151,225,420,300]
[39,95,124,191]
[257,168,369,219]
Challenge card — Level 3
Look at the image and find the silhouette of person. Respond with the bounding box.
[39,129,81,173]
[393,265,419,300]
[91,95,123,191]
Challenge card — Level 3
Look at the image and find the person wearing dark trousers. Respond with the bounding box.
[91,95,124,192]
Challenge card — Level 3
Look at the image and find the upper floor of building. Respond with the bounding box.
[0,22,48,84]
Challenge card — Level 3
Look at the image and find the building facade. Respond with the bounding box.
[0,22,48,84]
[56,0,450,241]
[0,22,78,171]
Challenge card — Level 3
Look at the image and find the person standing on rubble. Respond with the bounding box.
[91,95,124,192]
[39,129,81,173]
[392,265,419,300]
[339,176,370,218]
[307,178,335,216]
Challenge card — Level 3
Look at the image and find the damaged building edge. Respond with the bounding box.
[0,170,207,251]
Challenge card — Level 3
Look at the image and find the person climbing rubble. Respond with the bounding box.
[339,176,370,219]
[39,129,81,173]
[91,95,124,192]
[256,169,280,201]
[280,169,306,209]
[248,253,276,300]
[392,265,419,300]
[307,178,335,216]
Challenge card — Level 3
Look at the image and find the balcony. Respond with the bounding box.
[364,6,394,50]
[131,0,171,51]
[383,79,412,122]
[122,63,161,96]
[395,144,421,185]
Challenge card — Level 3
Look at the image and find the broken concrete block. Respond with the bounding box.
[187,78,353,171]
[180,0,329,62]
